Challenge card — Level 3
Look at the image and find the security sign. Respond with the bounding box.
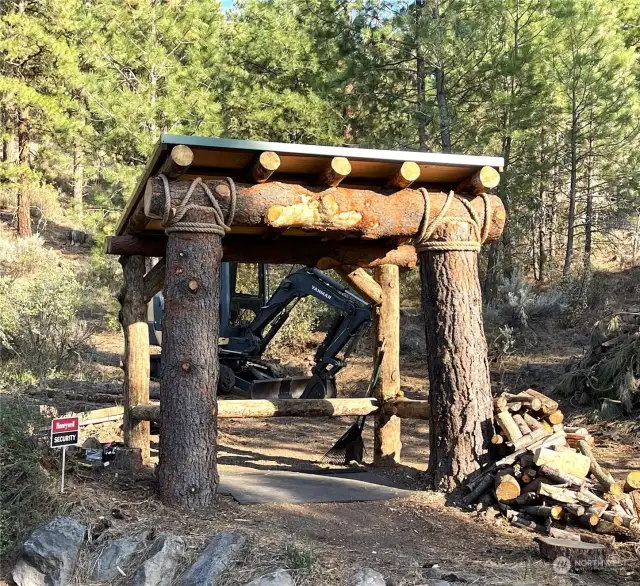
[51,417,79,448]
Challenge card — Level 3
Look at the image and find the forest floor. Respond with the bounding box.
[2,226,639,586]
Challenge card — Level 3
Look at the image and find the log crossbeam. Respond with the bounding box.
[130,398,430,423]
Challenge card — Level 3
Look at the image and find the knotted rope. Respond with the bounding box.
[158,174,236,236]
[414,188,491,252]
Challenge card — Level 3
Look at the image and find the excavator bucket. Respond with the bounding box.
[250,377,337,399]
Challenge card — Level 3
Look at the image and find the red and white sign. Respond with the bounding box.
[52,417,79,433]
[51,417,80,448]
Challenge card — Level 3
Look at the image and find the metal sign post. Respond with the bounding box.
[50,417,79,494]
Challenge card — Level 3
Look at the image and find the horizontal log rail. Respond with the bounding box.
[106,234,418,269]
[130,398,430,423]
[142,177,506,242]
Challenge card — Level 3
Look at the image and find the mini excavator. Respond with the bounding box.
[148,263,372,399]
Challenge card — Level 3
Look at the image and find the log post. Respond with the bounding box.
[373,265,401,466]
[420,219,494,491]
[156,232,222,508]
[118,255,150,465]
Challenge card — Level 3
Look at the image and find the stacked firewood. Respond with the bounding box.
[464,388,640,545]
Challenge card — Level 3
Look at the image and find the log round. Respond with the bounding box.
[144,177,506,242]
[536,538,608,572]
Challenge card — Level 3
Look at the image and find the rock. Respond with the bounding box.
[243,569,295,586]
[424,565,443,579]
[181,531,247,586]
[92,533,148,581]
[12,516,86,586]
[131,534,185,586]
[351,567,386,586]
[441,572,479,583]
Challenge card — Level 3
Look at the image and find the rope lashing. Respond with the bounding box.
[159,174,236,235]
[414,188,492,252]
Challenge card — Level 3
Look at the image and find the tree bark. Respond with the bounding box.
[17,108,31,238]
[420,220,493,490]
[373,265,401,466]
[118,255,150,464]
[157,232,222,508]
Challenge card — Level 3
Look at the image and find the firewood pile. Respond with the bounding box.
[464,388,640,545]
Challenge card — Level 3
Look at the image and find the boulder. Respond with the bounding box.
[351,567,386,586]
[12,516,86,586]
[243,569,295,586]
[131,534,185,586]
[91,533,148,581]
[181,531,247,586]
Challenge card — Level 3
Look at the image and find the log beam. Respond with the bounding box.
[159,145,194,179]
[118,255,150,465]
[106,234,418,269]
[456,166,500,195]
[143,177,506,243]
[334,266,382,305]
[386,162,420,189]
[130,398,430,423]
[156,231,222,508]
[317,157,351,187]
[143,257,166,303]
[249,151,280,183]
[373,265,401,466]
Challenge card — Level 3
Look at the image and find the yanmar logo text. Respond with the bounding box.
[311,285,331,300]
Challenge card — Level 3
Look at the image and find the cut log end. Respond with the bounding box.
[386,161,420,189]
[317,157,352,187]
[251,151,281,183]
[624,471,640,493]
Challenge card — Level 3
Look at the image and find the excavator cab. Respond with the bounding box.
[149,263,372,399]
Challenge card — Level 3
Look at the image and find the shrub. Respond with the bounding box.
[485,272,568,330]
[0,397,60,558]
[0,266,93,379]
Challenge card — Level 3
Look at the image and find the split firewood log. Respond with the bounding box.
[537,464,594,490]
[538,483,581,504]
[512,414,532,436]
[511,428,548,451]
[522,413,544,432]
[496,411,523,442]
[521,389,559,415]
[534,448,590,478]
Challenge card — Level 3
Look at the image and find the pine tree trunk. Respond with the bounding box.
[431,0,451,153]
[538,129,548,282]
[420,222,493,491]
[1,106,8,163]
[563,98,578,276]
[17,109,31,238]
[157,232,222,508]
[73,142,84,212]
[415,0,428,151]
[583,126,594,271]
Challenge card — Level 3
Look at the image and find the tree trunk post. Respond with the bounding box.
[373,265,402,466]
[419,220,494,491]
[157,232,222,508]
[118,255,150,465]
